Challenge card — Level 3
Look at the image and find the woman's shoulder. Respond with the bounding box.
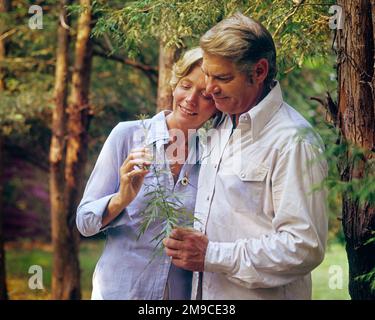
[109,118,153,138]
[106,118,153,152]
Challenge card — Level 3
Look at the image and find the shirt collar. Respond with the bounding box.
[245,81,283,140]
[144,110,171,148]
[145,110,203,165]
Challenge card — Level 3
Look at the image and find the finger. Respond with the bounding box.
[121,149,152,168]
[163,237,183,250]
[130,147,148,153]
[129,153,153,168]
[123,159,152,173]
[164,247,180,258]
[126,168,149,179]
[170,227,194,240]
[128,152,152,162]
[171,258,185,269]
[130,147,153,160]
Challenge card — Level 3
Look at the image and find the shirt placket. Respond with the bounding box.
[199,120,235,234]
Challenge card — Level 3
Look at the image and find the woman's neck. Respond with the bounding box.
[165,113,189,145]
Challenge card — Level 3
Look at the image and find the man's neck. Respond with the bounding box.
[231,85,271,128]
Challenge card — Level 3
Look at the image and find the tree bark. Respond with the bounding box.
[0,135,7,300]
[50,0,75,300]
[52,0,93,299]
[0,0,10,90]
[337,0,375,299]
[0,0,10,301]
[156,41,181,112]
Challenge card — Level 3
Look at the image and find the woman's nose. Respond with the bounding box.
[186,91,198,106]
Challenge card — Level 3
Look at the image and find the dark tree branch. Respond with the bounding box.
[311,91,338,126]
[92,40,158,84]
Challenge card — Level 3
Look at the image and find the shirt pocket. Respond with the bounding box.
[233,163,269,214]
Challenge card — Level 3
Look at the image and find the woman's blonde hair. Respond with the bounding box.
[170,47,203,90]
[200,12,277,89]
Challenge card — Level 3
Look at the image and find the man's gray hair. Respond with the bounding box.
[200,12,277,89]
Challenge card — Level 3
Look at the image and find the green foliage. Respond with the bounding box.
[91,0,335,73]
[139,168,196,252]
[136,117,197,256]
[250,0,336,75]
[0,0,56,135]
[355,232,375,292]
[355,269,375,293]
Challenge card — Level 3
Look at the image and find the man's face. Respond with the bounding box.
[201,53,265,115]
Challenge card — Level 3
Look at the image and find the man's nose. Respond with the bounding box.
[205,78,220,95]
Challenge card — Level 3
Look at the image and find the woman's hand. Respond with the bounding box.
[102,147,152,227]
[117,147,152,207]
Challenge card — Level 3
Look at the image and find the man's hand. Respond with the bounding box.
[163,228,208,272]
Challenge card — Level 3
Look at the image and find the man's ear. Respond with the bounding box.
[253,58,269,84]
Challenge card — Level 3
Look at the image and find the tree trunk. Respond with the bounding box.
[0,135,7,300]
[0,0,10,91]
[52,0,93,299]
[156,41,181,112]
[0,0,10,301]
[337,0,375,299]
[50,0,74,300]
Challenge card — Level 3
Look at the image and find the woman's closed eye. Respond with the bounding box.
[179,81,192,90]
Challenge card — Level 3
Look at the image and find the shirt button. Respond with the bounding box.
[206,196,210,201]
[241,173,246,178]
[214,164,217,169]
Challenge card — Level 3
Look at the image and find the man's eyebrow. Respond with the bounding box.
[210,72,233,78]
[200,67,232,78]
[214,73,232,77]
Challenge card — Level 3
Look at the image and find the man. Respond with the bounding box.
[163,13,328,300]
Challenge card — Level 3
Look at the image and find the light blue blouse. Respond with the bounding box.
[76,111,200,299]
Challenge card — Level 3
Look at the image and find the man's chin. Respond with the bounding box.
[214,99,230,112]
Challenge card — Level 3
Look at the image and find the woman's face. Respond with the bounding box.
[171,65,216,130]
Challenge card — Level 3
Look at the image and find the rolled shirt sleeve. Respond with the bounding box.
[204,141,328,289]
[76,124,128,237]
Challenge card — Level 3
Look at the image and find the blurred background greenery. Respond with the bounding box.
[5,239,350,300]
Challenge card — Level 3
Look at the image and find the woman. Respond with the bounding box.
[76,48,217,300]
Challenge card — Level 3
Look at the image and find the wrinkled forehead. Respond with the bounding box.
[201,53,238,75]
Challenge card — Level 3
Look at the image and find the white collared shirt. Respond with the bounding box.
[192,83,328,300]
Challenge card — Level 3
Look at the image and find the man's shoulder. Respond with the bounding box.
[274,102,311,128]
[264,103,323,151]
